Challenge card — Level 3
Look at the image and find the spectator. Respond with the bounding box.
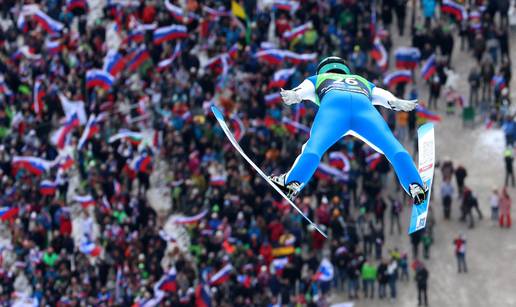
[468,66,481,106]
[490,187,500,222]
[499,187,512,228]
[389,196,402,235]
[454,234,468,273]
[377,259,389,299]
[361,259,377,298]
[394,0,407,36]
[455,165,468,197]
[504,146,515,187]
[428,75,441,110]
[440,179,454,219]
[399,252,409,282]
[421,231,432,259]
[347,256,361,300]
[387,257,398,301]
[415,261,429,307]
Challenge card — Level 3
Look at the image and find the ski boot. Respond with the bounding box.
[268,173,302,201]
[410,183,428,205]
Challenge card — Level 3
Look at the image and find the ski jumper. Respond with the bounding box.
[285,73,423,194]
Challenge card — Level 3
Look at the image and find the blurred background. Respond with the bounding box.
[0,0,515,306]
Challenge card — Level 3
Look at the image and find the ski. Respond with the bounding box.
[408,123,435,234]
[211,105,328,238]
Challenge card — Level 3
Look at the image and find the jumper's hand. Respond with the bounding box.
[280,88,302,105]
[388,99,418,112]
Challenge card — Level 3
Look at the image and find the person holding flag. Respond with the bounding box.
[268,56,427,206]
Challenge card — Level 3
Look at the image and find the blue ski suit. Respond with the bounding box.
[285,73,423,194]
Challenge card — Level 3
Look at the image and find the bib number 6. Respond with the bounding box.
[344,77,358,85]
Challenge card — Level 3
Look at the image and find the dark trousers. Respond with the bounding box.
[418,285,428,306]
[457,253,468,273]
[505,170,515,187]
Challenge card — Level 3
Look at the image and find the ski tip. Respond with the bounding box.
[418,122,434,134]
[210,104,224,121]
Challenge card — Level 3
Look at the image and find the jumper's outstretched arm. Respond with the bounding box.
[372,87,418,112]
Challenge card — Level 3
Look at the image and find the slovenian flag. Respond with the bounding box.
[468,10,481,31]
[210,174,227,186]
[108,130,143,144]
[394,47,421,69]
[265,92,282,106]
[51,113,80,149]
[285,51,317,64]
[33,77,45,116]
[45,39,62,55]
[32,9,64,34]
[268,68,295,89]
[282,116,310,134]
[210,264,233,286]
[130,155,152,173]
[79,241,101,256]
[370,37,388,70]
[86,69,114,90]
[0,207,20,222]
[416,105,442,122]
[126,47,151,72]
[123,29,145,45]
[421,54,437,81]
[230,114,245,142]
[153,25,188,45]
[491,75,506,92]
[58,154,75,171]
[12,156,53,176]
[283,22,311,41]
[272,0,300,12]
[78,114,102,150]
[17,5,35,32]
[157,43,182,71]
[441,0,466,21]
[156,267,178,292]
[195,283,212,307]
[383,70,412,87]
[272,257,289,273]
[103,50,127,77]
[173,210,208,224]
[329,151,351,172]
[40,180,57,196]
[165,0,199,23]
[74,195,96,208]
[255,49,285,65]
[315,162,348,182]
[313,259,334,282]
[365,150,383,169]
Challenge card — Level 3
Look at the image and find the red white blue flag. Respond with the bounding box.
[86,69,114,90]
[268,68,295,89]
[153,25,188,45]
[12,156,53,176]
[283,22,311,41]
[421,54,437,81]
[394,47,421,69]
[33,77,45,115]
[383,70,412,87]
[209,264,233,286]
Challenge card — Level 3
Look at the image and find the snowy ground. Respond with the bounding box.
[331,12,516,307]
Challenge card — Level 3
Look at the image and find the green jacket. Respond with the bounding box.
[361,263,377,280]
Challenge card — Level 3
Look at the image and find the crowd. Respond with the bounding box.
[0,0,512,306]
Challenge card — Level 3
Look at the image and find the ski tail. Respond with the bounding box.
[408,123,435,234]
